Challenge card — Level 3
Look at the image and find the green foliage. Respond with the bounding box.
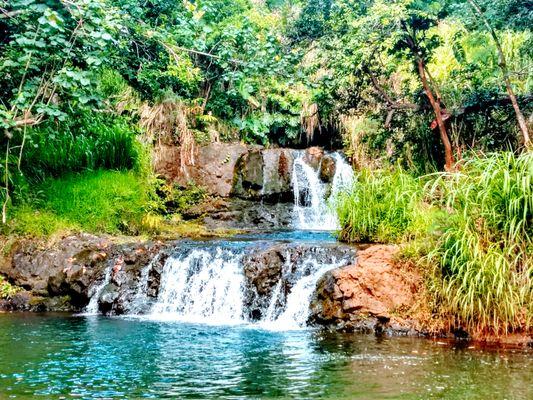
[21,113,141,180]
[155,181,208,215]
[0,275,22,300]
[337,151,532,334]
[426,152,532,334]
[336,168,423,243]
[0,0,122,125]
[5,170,158,236]
[306,0,531,167]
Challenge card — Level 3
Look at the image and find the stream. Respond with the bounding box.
[0,152,531,399]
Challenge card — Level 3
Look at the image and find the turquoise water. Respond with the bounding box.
[0,314,531,399]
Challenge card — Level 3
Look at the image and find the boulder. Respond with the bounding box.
[319,154,336,183]
[5,234,112,306]
[309,245,422,335]
[154,142,251,197]
[303,146,324,169]
[232,149,265,199]
[261,149,294,201]
[202,199,294,230]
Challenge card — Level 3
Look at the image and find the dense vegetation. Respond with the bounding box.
[337,152,532,335]
[0,1,531,335]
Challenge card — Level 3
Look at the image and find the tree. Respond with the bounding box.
[465,0,531,149]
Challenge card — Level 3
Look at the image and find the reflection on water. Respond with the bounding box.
[0,314,531,399]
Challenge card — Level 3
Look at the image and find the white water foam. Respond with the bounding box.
[147,247,246,325]
[292,152,354,231]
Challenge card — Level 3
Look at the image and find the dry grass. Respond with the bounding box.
[300,102,320,143]
[139,99,202,172]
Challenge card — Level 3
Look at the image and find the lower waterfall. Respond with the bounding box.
[150,247,246,324]
[86,240,355,330]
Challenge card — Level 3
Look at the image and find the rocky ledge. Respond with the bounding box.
[309,245,424,335]
[0,234,172,312]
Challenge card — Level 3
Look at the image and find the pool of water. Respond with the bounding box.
[0,314,530,399]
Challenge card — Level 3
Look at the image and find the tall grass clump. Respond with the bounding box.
[21,113,140,180]
[336,168,423,243]
[427,152,532,334]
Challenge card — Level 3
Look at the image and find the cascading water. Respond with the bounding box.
[258,249,351,330]
[84,264,113,315]
[84,148,356,330]
[292,151,354,230]
[149,247,245,324]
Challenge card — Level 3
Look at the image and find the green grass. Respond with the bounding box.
[21,113,141,180]
[6,170,158,236]
[336,168,423,243]
[426,152,532,335]
[336,151,533,335]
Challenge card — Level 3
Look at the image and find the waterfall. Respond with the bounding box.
[84,263,113,315]
[149,247,246,324]
[82,147,356,331]
[82,240,355,330]
[258,249,350,330]
[292,151,354,230]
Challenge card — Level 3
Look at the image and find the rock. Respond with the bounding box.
[303,147,324,169]
[232,149,265,199]
[98,283,120,314]
[242,243,356,321]
[154,142,250,197]
[261,149,294,201]
[319,155,336,183]
[2,235,169,312]
[155,143,301,201]
[309,245,422,335]
[202,199,294,230]
[4,234,112,307]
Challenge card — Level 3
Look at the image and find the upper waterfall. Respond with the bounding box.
[292,151,354,231]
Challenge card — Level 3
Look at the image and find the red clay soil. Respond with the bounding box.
[310,244,532,347]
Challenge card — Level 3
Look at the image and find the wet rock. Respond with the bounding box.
[303,147,324,169]
[309,245,422,335]
[232,149,265,199]
[4,234,112,308]
[3,235,170,312]
[98,283,120,314]
[202,199,294,230]
[93,247,169,315]
[242,243,356,321]
[319,155,336,183]
[156,143,303,201]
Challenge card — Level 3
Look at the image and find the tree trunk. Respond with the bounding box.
[416,58,455,171]
[466,0,531,149]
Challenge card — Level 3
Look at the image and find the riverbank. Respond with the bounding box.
[336,152,532,341]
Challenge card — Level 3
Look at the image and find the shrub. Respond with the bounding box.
[0,275,21,300]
